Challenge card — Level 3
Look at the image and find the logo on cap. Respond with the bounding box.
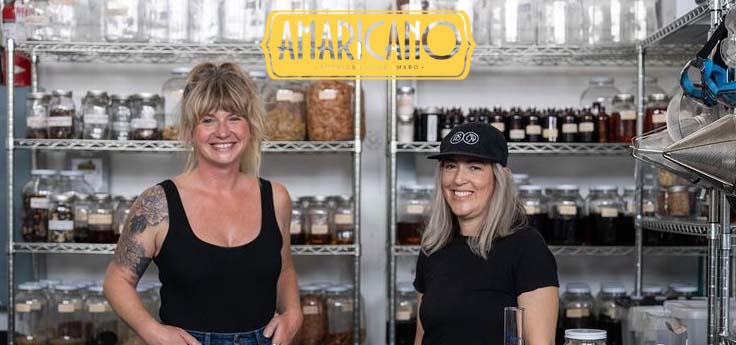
[450,132,465,144]
[450,131,480,145]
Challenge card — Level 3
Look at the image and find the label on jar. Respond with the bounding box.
[604,307,617,319]
[84,114,109,125]
[397,95,414,117]
[319,89,338,100]
[524,205,540,215]
[24,15,50,26]
[579,122,594,133]
[290,222,302,234]
[276,89,294,102]
[509,129,525,140]
[30,197,49,209]
[311,224,329,235]
[558,205,577,216]
[525,125,542,135]
[302,305,319,315]
[47,116,73,127]
[562,123,578,134]
[58,303,76,313]
[88,214,113,225]
[88,303,110,313]
[342,303,354,312]
[104,7,128,16]
[27,116,47,129]
[565,308,589,318]
[291,92,304,103]
[131,118,157,130]
[407,205,424,215]
[50,0,75,5]
[600,207,619,218]
[543,128,558,139]
[652,113,666,124]
[15,303,32,313]
[491,122,505,133]
[396,311,412,321]
[335,214,353,225]
[31,300,42,310]
[620,110,637,120]
[643,203,655,213]
[49,220,74,231]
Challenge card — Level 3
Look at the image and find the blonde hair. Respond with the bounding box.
[421,163,527,259]
[178,63,265,175]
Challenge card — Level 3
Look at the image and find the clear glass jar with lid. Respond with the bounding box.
[325,285,353,345]
[549,185,584,245]
[73,193,92,243]
[397,185,430,245]
[580,77,621,110]
[15,282,49,345]
[51,284,86,345]
[333,195,354,245]
[640,285,665,306]
[48,90,75,139]
[113,195,136,239]
[594,284,628,345]
[82,90,111,140]
[264,80,307,141]
[110,94,133,141]
[38,279,61,301]
[586,186,625,245]
[307,196,331,245]
[22,170,58,242]
[48,194,75,243]
[131,93,163,140]
[188,0,219,44]
[300,284,327,345]
[85,285,119,345]
[610,93,636,143]
[395,282,417,345]
[644,93,669,133]
[103,0,144,42]
[161,67,190,140]
[291,200,306,245]
[396,86,415,143]
[563,329,607,345]
[667,185,692,218]
[26,92,50,139]
[306,80,357,141]
[537,0,583,45]
[625,76,667,101]
[518,185,548,242]
[667,284,697,300]
[60,170,94,199]
[560,283,596,331]
[88,193,115,243]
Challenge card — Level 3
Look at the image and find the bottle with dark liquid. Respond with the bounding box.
[397,185,430,245]
[595,284,629,345]
[610,93,637,143]
[558,283,596,344]
[550,185,583,245]
[560,108,579,143]
[525,109,542,142]
[490,107,506,136]
[587,186,624,245]
[88,193,115,243]
[519,185,550,242]
[644,93,669,132]
[542,108,560,143]
[477,107,489,125]
[579,107,596,143]
[595,105,610,143]
[507,108,526,142]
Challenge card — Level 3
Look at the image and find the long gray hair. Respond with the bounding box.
[421,163,527,259]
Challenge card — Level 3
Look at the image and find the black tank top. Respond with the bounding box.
[154,178,283,332]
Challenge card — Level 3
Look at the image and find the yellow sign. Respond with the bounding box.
[260,10,475,80]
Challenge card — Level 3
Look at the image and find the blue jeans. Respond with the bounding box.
[186,327,272,345]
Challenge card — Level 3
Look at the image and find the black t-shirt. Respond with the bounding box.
[413,227,559,345]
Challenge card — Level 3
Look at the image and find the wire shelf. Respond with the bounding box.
[393,245,705,256]
[13,242,356,256]
[394,142,631,155]
[640,217,711,237]
[642,3,710,48]
[14,139,356,153]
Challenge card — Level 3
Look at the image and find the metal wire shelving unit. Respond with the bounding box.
[393,245,708,257]
[5,39,363,345]
[395,142,631,155]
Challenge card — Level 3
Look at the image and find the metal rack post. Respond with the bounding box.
[353,77,363,345]
[6,37,16,345]
[387,78,398,345]
[719,193,731,339]
[634,43,646,296]
[708,189,721,345]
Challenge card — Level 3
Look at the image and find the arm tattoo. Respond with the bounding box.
[112,186,167,279]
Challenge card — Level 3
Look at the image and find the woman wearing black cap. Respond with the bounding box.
[413,123,559,345]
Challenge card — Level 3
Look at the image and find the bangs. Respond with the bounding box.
[186,75,255,121]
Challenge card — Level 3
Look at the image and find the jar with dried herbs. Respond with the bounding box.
[15,282,49,345]
[114,195,136,239]
[131,93,163,140]
[667,185,692,217]
[332,195,354,245]
[73,194,92,243]
[48,90,75,139]
[88,194,115,243]
[307,196,331,245]
[50,285,86,345]
[325,285,353,345]
[307,81,357,141]
[22,170,57,242]
[300,285,327,345]
[25,92,50,139]
[48,194,75,243]
[110,94,133,141]
[265,81,307,141]
[81,90,111,140]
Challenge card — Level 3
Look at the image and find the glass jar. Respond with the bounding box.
[668,284,697,300]
[619,186,637,245]
[59,170,94,200]
[625,77,667,104]
[82,90,111,140]
[519,185,549,242]
[113,195,136,239]
[397,185,430,245]
[131,93,163,140]
[48,194,75,243]
[395,282,417,345]
[595,284,628,345]
[15,282,49,345]
[51,285,86,345]
[291,200,306,245]
[560,108,579,143]
[501,0,535,45]
[188,0,219,44]
[621,0,659,43]
[561,283,596,331]
[307,196,331,245]
[26,92,50,139]
[161,67,189,140]
[325,285,353,345]
[265,81,307,141]
[593,103,609,143]
[144,0,169,43]
[103,0,144,42]
[537,0,583,45]
[48,90,75,139]
[507,108,525,142]
[490,107,506,134]
[640,285,666,306]
[217,0,268,43]
[22,170,58,242]
[73,194,92,243]
[333,195,354,245]
[85,285,119,345]
[73,0,104,42]
[22,0,53,41]
[644,93,669,133]
[110,94,133,141]
[610,93,636,143]
[541,108,559,142]
[307,80,355,141]
[580,77,621,110]
[397,86,415,143]
[300,285,327,345]
[582,0,615,45]
[549,185,584,245]
[586,186,625,245]
[563,329,607,345]
[657,169,689,189]
[525,110,542,142]
[88,193,115,243]
[666,185,692,218]
[578,108,596,143]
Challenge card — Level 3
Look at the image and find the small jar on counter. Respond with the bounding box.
[563,329,607,345]
[22,169,58,242]
[333,195,354,245]
[307,196,331,245]
[48,194,75,243]
[110,94,133,141]
[88,193,115,243]
[81,90,111,140]
[26,92,51,139]
[131,93,163,140]
[300,285,327,345]
[291,201,306,245]
[48,90,76,140]
[113,195,136,239]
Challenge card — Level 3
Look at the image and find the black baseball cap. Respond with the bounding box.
[427,123,508,166]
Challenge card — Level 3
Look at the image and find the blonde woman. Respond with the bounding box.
[104,63,301,345]
[413,123,559,345]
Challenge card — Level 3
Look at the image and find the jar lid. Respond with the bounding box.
[86,90,108,97]
[397,282,415,293]
[93,193,112,201]
[338,194,352,202]
[299,284,322,293]
[59,170,84,177]
[312,195,327,202]
[110,94,128,101]
[589,76,614,84]
[601,284,626,294]
[567,282,591,294]
[27,92,48,100]
[53,193,72,202]
[326,285,350,293]
[642,285,663,293]
[38,279,60,287]
[88,285,104,293]
[647,93,669,102]
[564,329,607,340]
[673,285,698,293]
[171,67,191,75]
[512,174,529,180]
[31,169,57,176]
[18,282,43,291]
[518,185,543,192]
[398,86,415,94]
[52,89,72,97]
[590,185,618,192]
[55,284,78,292]
[135,92,158,101]
[668,185,689,193]
[557,185,579,192]
[612,93,635,102]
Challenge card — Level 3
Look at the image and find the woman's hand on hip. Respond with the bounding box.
[263,310,303,345]
[140,323,201,345]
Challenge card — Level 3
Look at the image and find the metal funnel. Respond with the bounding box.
[666,88,720,141]
[632,127,701,183]
[663,115,736,194]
